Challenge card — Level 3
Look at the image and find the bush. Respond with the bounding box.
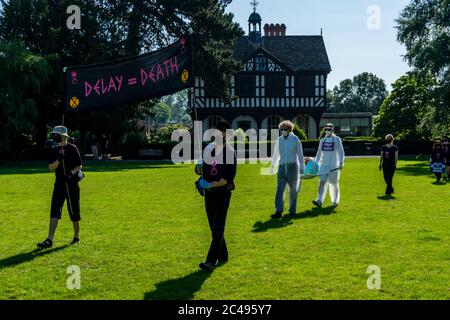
[155,124,189,143]
[342,136,378,141]
[293,123,308,140]
[233,128,249,142]
[121,131,148,159]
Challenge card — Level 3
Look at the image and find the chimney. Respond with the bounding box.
[263,23,287,36]
[264,24,269,36]
[281,24,286,36]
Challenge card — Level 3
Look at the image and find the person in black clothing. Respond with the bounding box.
[197,121,237,272]
[430,140,446,183]
[379,134,398,195]
[442,136,449,181]
[37,126,83,248]
[100,133,109,160]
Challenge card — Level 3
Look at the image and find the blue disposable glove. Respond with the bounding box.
[199,178,212,189]
[195,178,205,196]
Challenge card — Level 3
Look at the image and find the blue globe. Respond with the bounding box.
[305,158,319,176]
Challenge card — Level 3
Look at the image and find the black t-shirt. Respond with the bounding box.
[431,148,445,162]
[381,144,398,166]
[49,143,83,182]
[202,143,237,190]
[100,135,108,148]
[443,144,449,158]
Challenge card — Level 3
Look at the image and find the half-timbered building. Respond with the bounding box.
[191,8,332,139]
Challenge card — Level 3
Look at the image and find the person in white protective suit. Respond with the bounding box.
[270,120,305,218]
[312,123,345,208]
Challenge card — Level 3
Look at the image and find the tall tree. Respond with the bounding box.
[162,90,190,123]
[373,72,437,140]
[0,41,54,157]
[0,0,243,155]
[328,72,388,114]
[396,0,450,136]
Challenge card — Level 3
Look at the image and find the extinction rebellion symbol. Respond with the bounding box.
[181,69,189,83]
[69,96,80,109]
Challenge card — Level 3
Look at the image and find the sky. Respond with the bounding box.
[226,0,412,90]
[0,0,411,90]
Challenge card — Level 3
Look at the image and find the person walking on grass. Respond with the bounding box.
[379,134,398,196]
[196,121,237,272]
[270,120,305,218]
[430,140,446,184]
[442,136,449,181]
[37,126,83,249]
[312,123,345,209]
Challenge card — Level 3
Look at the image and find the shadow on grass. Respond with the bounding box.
[377,195,397,200]
[252,206,336,233]
[431,181,447,186]
[144,270,211,300]
[0,160,182,175]
[395,160,430,176]
[0,245,69,270]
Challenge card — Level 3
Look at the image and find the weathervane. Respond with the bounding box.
[250,0,259,12]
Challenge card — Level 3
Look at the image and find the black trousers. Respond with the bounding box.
[50,181,81,222]
[382,165,396,195]
[434,172,442,182]
[204,190,232,264]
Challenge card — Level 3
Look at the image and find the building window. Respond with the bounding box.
[295,115,309,137]
[204,86,223,98]
[208,115,223,129]
[235,75,256,97]
[321,117,371,136]
[265,75,285,97]
[296,75,315,97]
[237,120,252,132]
[255,55,268,72]
[267,115,283,130]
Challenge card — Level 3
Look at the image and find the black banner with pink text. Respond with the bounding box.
[65,35,193,112]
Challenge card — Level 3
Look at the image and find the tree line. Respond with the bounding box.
[329,0,449,140]
[0,0,243,158]
[1,0,449,159]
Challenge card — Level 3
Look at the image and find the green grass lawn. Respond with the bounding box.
[0,157,449,300]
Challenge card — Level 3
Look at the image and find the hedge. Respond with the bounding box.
[129,140,435,160]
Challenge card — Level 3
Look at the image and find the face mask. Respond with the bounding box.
[325,130,332,136]
[386,139,393,143]
[52,134,62,143]
[281,129,289,137]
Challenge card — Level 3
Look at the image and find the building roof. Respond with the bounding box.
[248,12,262,23]
[234,35,332,73]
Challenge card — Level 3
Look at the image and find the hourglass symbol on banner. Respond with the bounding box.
[210,160,218,176]
[180,37,186,55]
[71,71,78,85]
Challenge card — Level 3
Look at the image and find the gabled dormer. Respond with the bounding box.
[241,48,291,73]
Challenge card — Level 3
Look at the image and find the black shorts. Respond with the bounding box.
[50,181,81,222]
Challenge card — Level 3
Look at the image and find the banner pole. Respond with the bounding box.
[190,33,198,122]
[61,66,74,222]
